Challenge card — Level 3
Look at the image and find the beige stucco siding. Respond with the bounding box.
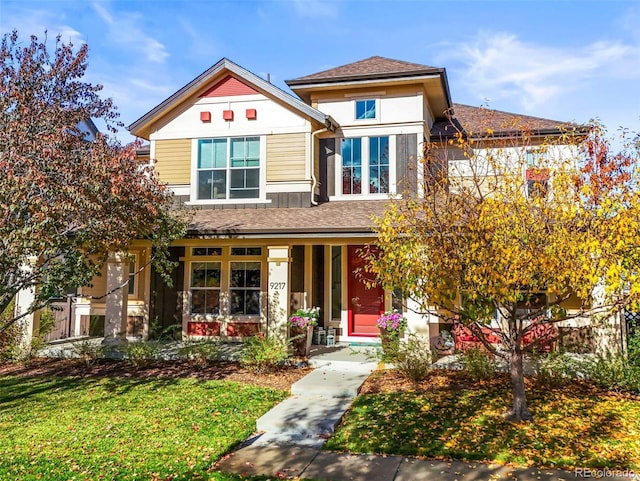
[266,133,307,181]
[81,263,108,299]
[154,139,191,184]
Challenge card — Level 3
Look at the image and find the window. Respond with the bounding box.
[230,247,262,256]
[230,262,261,315]
[128,257,137,297]
[331,246,342,320]
[355,99,376,120]
[369,136,389,193]
[525,149,549,199]
[341,136,390,195]
[527,179,549,199]
[188,247,264,318]
[525,150,544,167]
[190,262,221,315]
[193,247,222,256]
[197,137,260,200]
[341,138,362,194]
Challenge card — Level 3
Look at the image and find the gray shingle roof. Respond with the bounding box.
[430,104,581,139]
[286,56,443,85]
[188,200,389,236]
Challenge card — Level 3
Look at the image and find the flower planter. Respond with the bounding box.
[290,325,314,357]
[378,327,401,357]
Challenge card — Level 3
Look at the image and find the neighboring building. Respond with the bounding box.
[63,56,596,346]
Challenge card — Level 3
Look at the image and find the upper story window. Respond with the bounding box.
[342,138,362,194]
[525,149,549,199]
[341,136,390,195]
[197,137,260,200]
[355,99,376,120]
[369,136,389,193]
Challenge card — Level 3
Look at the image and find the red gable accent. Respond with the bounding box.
[200,75,259,97]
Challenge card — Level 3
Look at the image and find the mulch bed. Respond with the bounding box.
[0,357,312,391]
[359,368,640,400]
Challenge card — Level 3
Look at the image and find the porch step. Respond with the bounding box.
[256,394,353,437]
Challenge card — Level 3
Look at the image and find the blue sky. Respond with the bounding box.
[2,0,639,145]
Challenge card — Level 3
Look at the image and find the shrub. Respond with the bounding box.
[530,351,580,387]
[393,333,432,382]
[627,328,640,366]
[179,339,220,368]
[240,334,289,374]
[460,347,496,381]
[72,339,105,367]
[578,351,640,394]
[124,340,160,368]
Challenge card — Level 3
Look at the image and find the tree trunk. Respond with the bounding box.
[506,347,533,422]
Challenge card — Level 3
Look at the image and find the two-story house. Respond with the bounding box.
[71,56,589,346]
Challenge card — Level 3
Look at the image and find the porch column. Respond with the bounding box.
[103,252,128,345]
[267,246,291,339]
[14,282,36,347]
[592,282,623,355]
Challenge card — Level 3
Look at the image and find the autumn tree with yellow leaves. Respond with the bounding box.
[366,109,640,421]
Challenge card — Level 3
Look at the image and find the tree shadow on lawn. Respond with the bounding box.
[328,373,639,470]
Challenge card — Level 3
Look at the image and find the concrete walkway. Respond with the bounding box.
[214,344,621,481]
[252,344,377,448]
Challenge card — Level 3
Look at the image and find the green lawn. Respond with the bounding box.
[0,375,287,481]
[325,374,640,470]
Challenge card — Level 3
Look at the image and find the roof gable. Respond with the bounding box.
[129,58,333,139]
[200,75,259,98]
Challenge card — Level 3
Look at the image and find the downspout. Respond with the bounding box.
[310,127,328,206]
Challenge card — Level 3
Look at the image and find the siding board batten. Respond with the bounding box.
[396,133,417,195]
[154,139,192,184]
[266,133,306,182]
[319,138,336,202]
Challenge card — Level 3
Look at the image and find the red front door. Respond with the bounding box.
[347,245,384,336]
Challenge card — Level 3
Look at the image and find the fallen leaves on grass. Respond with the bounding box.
[328,369,640,470]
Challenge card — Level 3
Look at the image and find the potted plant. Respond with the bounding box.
[288,307,320,357]
[376,310,407,357]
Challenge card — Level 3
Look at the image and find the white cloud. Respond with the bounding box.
[91,1,169,64]
[0,7,84,45]
[440,31,640,112]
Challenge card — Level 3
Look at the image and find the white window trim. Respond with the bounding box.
[354,98,379,121]
[331,134,397,199]
[188,260,222,317]
[127,253,139,299]
[186,247,265,321]
[189,136,268,205]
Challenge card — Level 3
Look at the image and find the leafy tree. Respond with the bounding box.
[0,31,186,334]
[366,108,640,421]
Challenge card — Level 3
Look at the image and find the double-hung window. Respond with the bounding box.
[190,262,221,315]
[230,262,261,315]
[341,136,390,195]
[197,137,260,200]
